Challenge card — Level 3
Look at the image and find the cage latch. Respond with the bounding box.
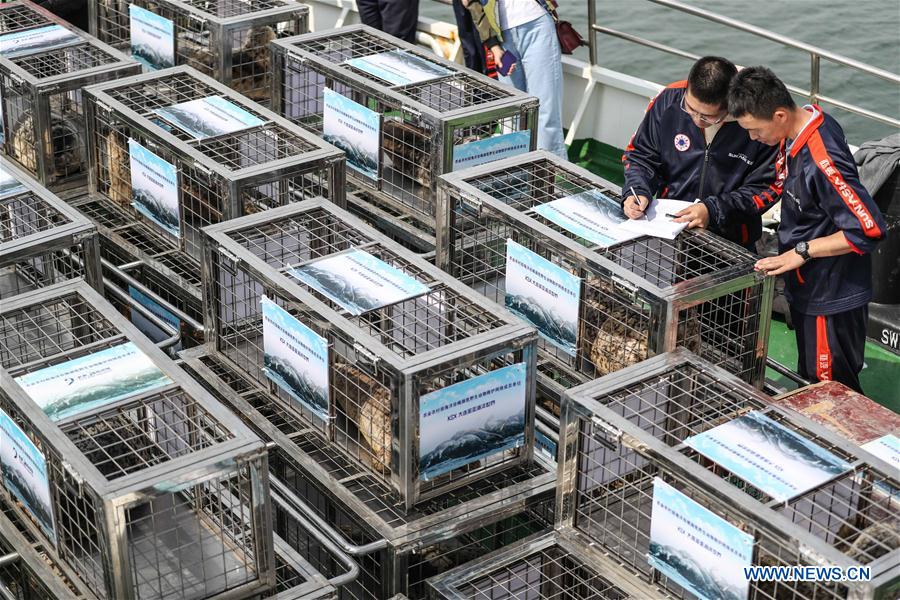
[62,459,85,491]
[217,246,240,274]
[610,274,640,304]
[590,415,623,449]
[192,161,212,178]
[798,543,829,567]
[458,191,482,216]
[401,105,422,121]
[353,342,379,368]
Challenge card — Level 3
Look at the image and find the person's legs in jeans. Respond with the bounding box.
[498,14,566,159]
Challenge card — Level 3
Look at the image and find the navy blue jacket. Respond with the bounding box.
[623,81,779,246]
[745,107,886,315]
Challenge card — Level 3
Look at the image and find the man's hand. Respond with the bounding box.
[673,203,709,229]
[754,249,806,276]
[623,195,650,220]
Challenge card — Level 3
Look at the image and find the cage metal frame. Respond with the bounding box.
[0,155,103,300]
[0,280,274,600]
[435,150,775,392]
[180,344,557,600]
[0,0,141,196]
[264,531,337,600]
[558,348,899,600]
[81,64,346,302]
[201,198,540,509]
[271,24,539,236]
[87,0,309,105]
[427,530,673,599]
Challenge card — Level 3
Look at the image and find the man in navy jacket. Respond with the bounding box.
[622,56,779,249]
[726,66,886,392]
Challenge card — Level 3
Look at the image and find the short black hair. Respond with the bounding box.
[728,66,796,119]
[687,56,737,106]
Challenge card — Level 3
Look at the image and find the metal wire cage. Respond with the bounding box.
[0,0,141,196]
[0,155,103,301]
[81,65,345,299]
[559,349,900,600]
[202,199,539,509]
[426,530,672,599]
[271,25,539,237]
[87,0,308,106]
[179,346,556,600]
[436,151,775,398]
[0,281,274,600]
[0,494,99,600]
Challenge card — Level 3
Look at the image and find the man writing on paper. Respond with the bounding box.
[726,67,886,392]
[622,57,778,250]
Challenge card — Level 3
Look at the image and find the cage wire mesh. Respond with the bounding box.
[81,65,345,304]
[261,532,337,600]
[0,1,140,195]
[0,156,102,301]
[559,349,900,600]
[88,0,308,106]
[0,494,97,599]
[435,151,774,412]
[272,25,538,237]
[0,281,274,600]
[426,530,674,599]
[202,199,540,508]
[179,346,557,600]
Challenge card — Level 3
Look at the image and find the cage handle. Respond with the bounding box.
[269,476,388,557]
[590,415,622,451]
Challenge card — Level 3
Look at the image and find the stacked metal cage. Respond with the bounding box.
[180,345,557,600]
[0,155,102,300]
[427,531,672,599]
[436,151,775,406]
[0,0,140,196]
[79,65,345,340]
[201,199,539,508]
[0,280,274,600]
[271,25,538,241]
[553,349,898,600]
[87,0,308,105]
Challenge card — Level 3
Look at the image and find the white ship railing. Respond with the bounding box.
[588,0,900,128]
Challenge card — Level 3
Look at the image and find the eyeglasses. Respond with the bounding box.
[680,95,727,125]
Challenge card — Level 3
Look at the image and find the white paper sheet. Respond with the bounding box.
[620,198,695,240]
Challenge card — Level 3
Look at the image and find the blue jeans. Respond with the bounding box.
[499,13,567,159]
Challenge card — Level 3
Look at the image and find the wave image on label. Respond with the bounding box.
[0,25,81,58]
[452,130,531,171]
[322,88,380,180]
[14,342,173,421]
[261,296,330,420]
[129,139,180,238]
[154,96,265,140]
[0,408,55,544]
[345,49,451,86]
[419,362,527,480]
[129,5,175,70]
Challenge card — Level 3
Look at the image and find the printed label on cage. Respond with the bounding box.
[648,478,753,600]
[128,285,182,351]
[862,434,899,469]
[13,342,173,422]
[419,362,527,481]
[128,5,174,70]
[0,166,26,199]
[533,190,641,247]
[535,428,557,460]
[452,130,531,171]
[0,408,55,544]
[0,25,81,58]
[345,49,452,86]
[128,139,180,238]
[322,88,380,180]
[288,248,430,316]
[684,411,852,502]
[153,96,265,140]
[261,296,330,420]
[504,240,580,356]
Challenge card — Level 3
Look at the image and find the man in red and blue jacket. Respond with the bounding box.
[725,66,886,393]
[622,56,779,249]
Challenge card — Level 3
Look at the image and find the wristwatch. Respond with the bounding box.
[795,241,811,262]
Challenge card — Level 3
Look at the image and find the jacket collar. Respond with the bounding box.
[788,105,824,158]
